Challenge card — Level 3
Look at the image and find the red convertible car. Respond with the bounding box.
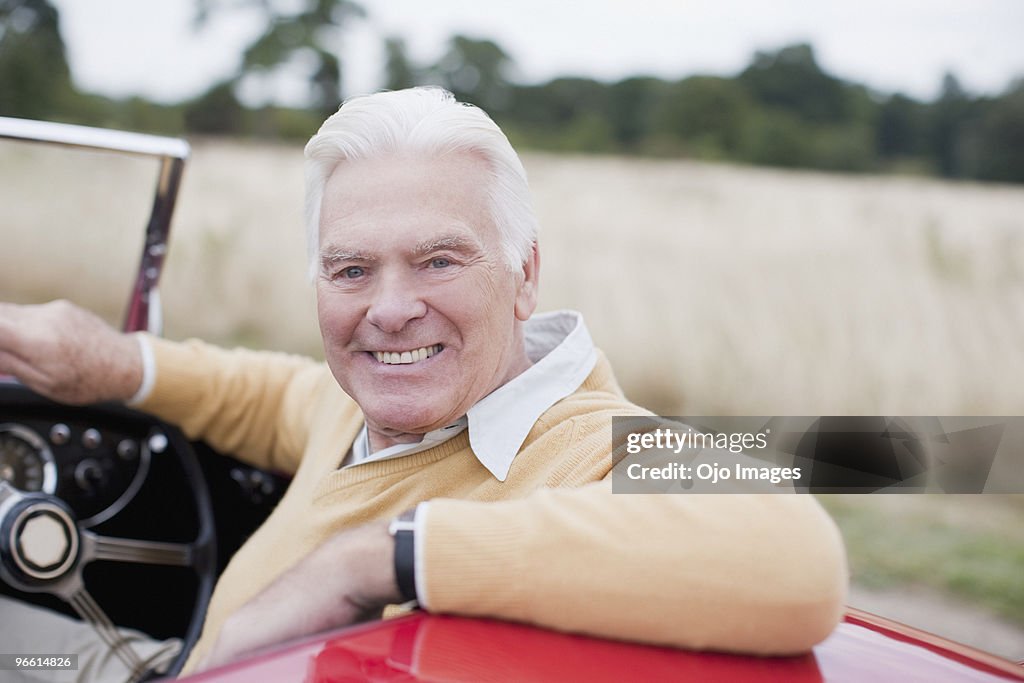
[0,117,1021,682]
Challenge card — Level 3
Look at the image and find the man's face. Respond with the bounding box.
[316,152,538,447]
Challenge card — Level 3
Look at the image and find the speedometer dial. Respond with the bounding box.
[0,424,57,493]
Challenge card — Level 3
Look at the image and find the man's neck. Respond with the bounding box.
[367,428,424,453]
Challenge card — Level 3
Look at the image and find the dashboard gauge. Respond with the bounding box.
[0,424,57,494]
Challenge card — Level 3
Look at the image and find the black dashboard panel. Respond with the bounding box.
[0,380,289,641]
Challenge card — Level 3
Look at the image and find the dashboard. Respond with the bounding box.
[0,417,155,526]
[0,380,289,643]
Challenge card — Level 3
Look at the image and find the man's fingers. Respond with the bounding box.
[0,303,31,356]
[0,304,55,385]
[0,349,47,389]
[0,300,140,404]
[0,304,72,398]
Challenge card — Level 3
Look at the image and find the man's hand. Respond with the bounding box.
[198,520,403,671]
[0,300,143,404]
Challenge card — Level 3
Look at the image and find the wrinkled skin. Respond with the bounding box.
[0,299,142,404]
[198,521,399,671]
[315,152,539,451]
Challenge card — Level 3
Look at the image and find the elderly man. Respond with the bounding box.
[0,87,847,679]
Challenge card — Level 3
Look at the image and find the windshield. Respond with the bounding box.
[0,137,155,329]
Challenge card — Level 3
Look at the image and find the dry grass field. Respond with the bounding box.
[2,138,1023,658]
[4,139,1023,417]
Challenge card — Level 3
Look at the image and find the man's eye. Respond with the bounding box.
[340,266,364,278]
[430,258,451,269]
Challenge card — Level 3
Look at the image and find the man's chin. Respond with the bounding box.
[361,401,458,439]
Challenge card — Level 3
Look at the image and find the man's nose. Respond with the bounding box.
[365,271,428,333]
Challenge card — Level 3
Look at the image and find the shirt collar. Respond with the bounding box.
[351,310,596,481]
[469,309,596,481]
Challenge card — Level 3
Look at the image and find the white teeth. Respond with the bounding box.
[373,344,442,365]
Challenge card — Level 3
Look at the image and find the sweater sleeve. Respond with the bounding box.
[420,481,847,656]
[134,335,334,475]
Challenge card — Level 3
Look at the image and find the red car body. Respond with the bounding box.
[179,610,1024,683]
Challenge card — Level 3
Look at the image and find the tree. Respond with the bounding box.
[877,94,928,159]
[606,77,664,149]
[509,77,609,127]
[193,0,365,118]
[427,35,514,113]
[0,0,73,119]
[383,36,417,91]
[959,81,1024,182]
[183,82,246,134]
[739,43,853,124]
[928,72,976,178]
[653,76,751,156]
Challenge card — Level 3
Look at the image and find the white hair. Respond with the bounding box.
[303,87,538,279]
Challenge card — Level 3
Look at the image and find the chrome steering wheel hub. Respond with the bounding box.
[7,498,79,582]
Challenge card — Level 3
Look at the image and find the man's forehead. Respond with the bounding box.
[319,152,498,255]
[324,151,489,196]
[328,154,486,212]
[320,230,486,262]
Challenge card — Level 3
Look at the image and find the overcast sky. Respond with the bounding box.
[52,0,1024,106]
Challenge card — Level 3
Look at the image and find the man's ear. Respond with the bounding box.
[514,242,540,322]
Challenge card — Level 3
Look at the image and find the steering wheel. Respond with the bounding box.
[0,383,216,680]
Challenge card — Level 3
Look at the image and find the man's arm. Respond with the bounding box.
[197,483,845,669]
[0,300,335,474]
[417,482,847,655]
[134,334,334,474]
[0,301,143,404]
[196,520,402,671]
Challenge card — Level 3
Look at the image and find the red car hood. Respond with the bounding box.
[176,609,1023,683]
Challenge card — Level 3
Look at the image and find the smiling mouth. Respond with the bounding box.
[372,344,443,365]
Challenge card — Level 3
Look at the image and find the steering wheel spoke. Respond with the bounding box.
[81,530,193,567]
[68,585,149,680]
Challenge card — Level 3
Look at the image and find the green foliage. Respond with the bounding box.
[193,0,365,118]
[928,73,979,178]
[819,495,1024,627]
[652,76,751,157]
[878,94,929,157]
[509,78,610,127]
[808,123,877,172]
[0,0,72,118]
[185,82,246,134]
[256,106,323,140]
[958,82,1024,182]
[383,36,416,91]
[739,44,856,124]
[504,113,616,154]
[3,1,1022,184]
[738,108,810,167]
[606,77,664,148]
[425,35,514,113]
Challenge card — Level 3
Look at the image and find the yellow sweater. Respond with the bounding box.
[137,336,847,672]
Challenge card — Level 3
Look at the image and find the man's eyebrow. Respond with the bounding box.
[411,234,482,257]
[320,248,376,266]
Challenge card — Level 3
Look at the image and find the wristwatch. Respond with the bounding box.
[388,509,418,602]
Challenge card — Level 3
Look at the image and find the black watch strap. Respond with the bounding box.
[389,509,418,602]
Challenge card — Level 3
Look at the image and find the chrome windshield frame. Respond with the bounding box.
[0,117,189,335]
